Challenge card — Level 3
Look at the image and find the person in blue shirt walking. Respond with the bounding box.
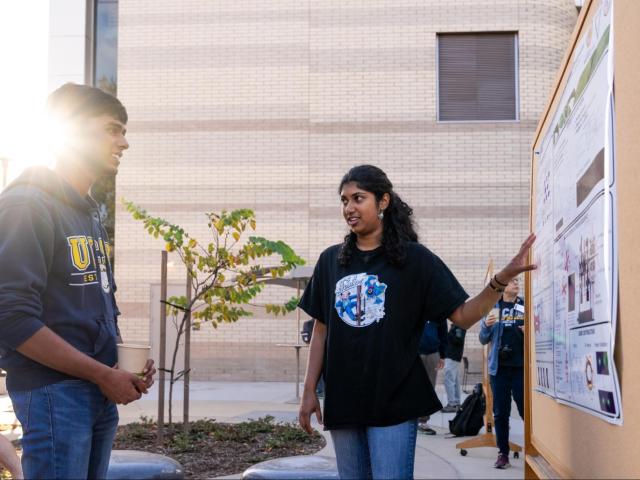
[479,276,525,470]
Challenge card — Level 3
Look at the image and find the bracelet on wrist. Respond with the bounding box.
[493,274,508,287]
[488,278,505,293]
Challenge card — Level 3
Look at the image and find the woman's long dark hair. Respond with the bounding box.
[338,165,418,267]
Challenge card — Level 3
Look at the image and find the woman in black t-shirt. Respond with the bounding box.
[298,165,535,479]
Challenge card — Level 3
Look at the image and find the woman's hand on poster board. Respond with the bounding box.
[497,233,537,283]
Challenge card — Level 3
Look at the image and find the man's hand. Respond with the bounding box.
[437,358,445,370]
[96,367,147,405]
[142,359,156,389]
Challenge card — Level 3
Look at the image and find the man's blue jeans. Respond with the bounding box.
[9,379,118,479]
[443,358,461,406]
[490,366,524,455]
[330,419,418,479]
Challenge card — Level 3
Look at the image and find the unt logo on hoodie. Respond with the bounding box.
[68,236,91,271]
[67,235,112,293]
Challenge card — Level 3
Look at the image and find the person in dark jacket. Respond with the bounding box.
[301,319,324,396]
[0,84,156,479]
[441,323,466,412]
[417,320,447,434]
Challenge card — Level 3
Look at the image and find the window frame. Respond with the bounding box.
[436,32,520,123]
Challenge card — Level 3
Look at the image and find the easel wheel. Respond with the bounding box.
[460,449,468,456]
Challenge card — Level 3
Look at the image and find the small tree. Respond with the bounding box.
[124,201,305,427]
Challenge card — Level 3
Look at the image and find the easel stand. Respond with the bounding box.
[455,259,522,458]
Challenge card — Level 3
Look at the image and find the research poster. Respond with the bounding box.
[533,0,620,423]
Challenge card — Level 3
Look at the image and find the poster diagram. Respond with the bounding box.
[533,0,621,424]
[532,144,555,396]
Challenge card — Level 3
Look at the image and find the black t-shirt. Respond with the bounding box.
[445,324,466,362]
[299,241,469,430]
[498,299,525,368]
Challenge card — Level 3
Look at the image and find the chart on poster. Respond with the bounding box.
[532,0,621,423]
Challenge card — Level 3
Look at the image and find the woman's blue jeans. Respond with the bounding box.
[9,379,119,479]
[330,419,418,479]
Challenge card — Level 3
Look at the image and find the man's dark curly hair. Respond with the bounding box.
[338,165,418,267]
[47,83,128,126]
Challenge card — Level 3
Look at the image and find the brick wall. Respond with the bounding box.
[115,0,578,381]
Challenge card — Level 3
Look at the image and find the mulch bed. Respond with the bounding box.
[112,416,325,478]
[1,417,324,479]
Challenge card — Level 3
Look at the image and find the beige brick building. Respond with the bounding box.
[114,1,578,381]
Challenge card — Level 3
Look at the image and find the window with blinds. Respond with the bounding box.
[437,33,518,122]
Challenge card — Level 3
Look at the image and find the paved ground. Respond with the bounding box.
[1,381,524,479]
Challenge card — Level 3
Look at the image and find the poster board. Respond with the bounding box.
[526,0,640,477]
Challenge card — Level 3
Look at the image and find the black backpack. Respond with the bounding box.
[449,382,486,436]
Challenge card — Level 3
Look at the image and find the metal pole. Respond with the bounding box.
[1,157,8,190]
[295,346,301,401]
[157,251,167,444]
[183,269,191,434]
[295,279,301,400]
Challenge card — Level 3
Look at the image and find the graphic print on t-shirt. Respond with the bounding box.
[334,273,387,327]
[501,302,525,326]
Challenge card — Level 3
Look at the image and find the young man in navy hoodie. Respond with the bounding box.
[0,83,156,479]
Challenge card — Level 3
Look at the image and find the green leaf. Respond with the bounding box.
[249,237,305,267]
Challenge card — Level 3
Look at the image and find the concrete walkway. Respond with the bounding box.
[1,381,524,479]
[119,381,524,479]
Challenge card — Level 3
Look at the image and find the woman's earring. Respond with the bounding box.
[378,211,384,220]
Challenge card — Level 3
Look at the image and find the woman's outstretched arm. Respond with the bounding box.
[450,233,536,330]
